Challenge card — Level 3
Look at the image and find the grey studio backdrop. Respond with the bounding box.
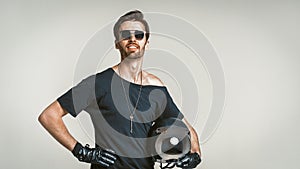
[1,0,300,169]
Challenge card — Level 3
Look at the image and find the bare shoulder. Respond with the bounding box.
[143,71,165,87]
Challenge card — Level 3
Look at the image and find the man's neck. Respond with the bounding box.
[118,57,143,83]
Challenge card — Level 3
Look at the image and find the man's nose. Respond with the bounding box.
[128,33,136,42]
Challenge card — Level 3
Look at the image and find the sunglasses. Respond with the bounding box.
[119,30,145,40]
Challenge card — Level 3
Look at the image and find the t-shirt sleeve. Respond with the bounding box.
[57,75,97,117]
[155,88,184,122]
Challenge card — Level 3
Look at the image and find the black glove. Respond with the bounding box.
[72,142,117,168]
[176,152,201,168]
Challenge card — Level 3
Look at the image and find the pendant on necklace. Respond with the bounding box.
[130,114,134,133]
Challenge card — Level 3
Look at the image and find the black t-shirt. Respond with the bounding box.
[57,68,183,169]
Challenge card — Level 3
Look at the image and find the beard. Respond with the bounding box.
[127,50,144,59]
[120,45,146,60]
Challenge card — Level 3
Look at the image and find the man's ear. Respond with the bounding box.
[145,40,149,50]
[115,40,120,49]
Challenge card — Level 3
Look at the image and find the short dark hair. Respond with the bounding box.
[113,10,150,41]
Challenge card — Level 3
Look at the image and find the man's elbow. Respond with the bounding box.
[38,101,65,126]
[38,108,59,128]
[38,110,52,127]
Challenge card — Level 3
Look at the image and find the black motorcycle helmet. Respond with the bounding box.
[148,117,191,163]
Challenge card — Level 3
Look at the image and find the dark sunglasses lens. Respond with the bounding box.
[120,30,131,39]
[134,31,144,40]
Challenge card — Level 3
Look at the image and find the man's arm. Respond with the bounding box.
[146,73,202,156]
[173,118,202,168]
[38,100,77,151]
[182,118,202,157]
[39,100,117,167]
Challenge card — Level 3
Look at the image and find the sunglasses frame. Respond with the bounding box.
[119,30,146,41]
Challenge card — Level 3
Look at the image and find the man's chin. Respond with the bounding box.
[125,53,142,59]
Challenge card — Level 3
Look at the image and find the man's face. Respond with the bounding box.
[115,21,148,59]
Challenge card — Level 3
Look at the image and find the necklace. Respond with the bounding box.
[118,65,143,134]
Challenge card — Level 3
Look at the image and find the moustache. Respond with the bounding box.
[126,43,140,48]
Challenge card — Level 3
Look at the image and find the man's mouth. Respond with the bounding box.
[128,46,137,49]
[126,44,139,49]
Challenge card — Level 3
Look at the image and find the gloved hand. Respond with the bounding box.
[72,142,117,168]
[176,152,201,168]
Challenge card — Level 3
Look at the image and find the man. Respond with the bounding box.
[39,10,201,169]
